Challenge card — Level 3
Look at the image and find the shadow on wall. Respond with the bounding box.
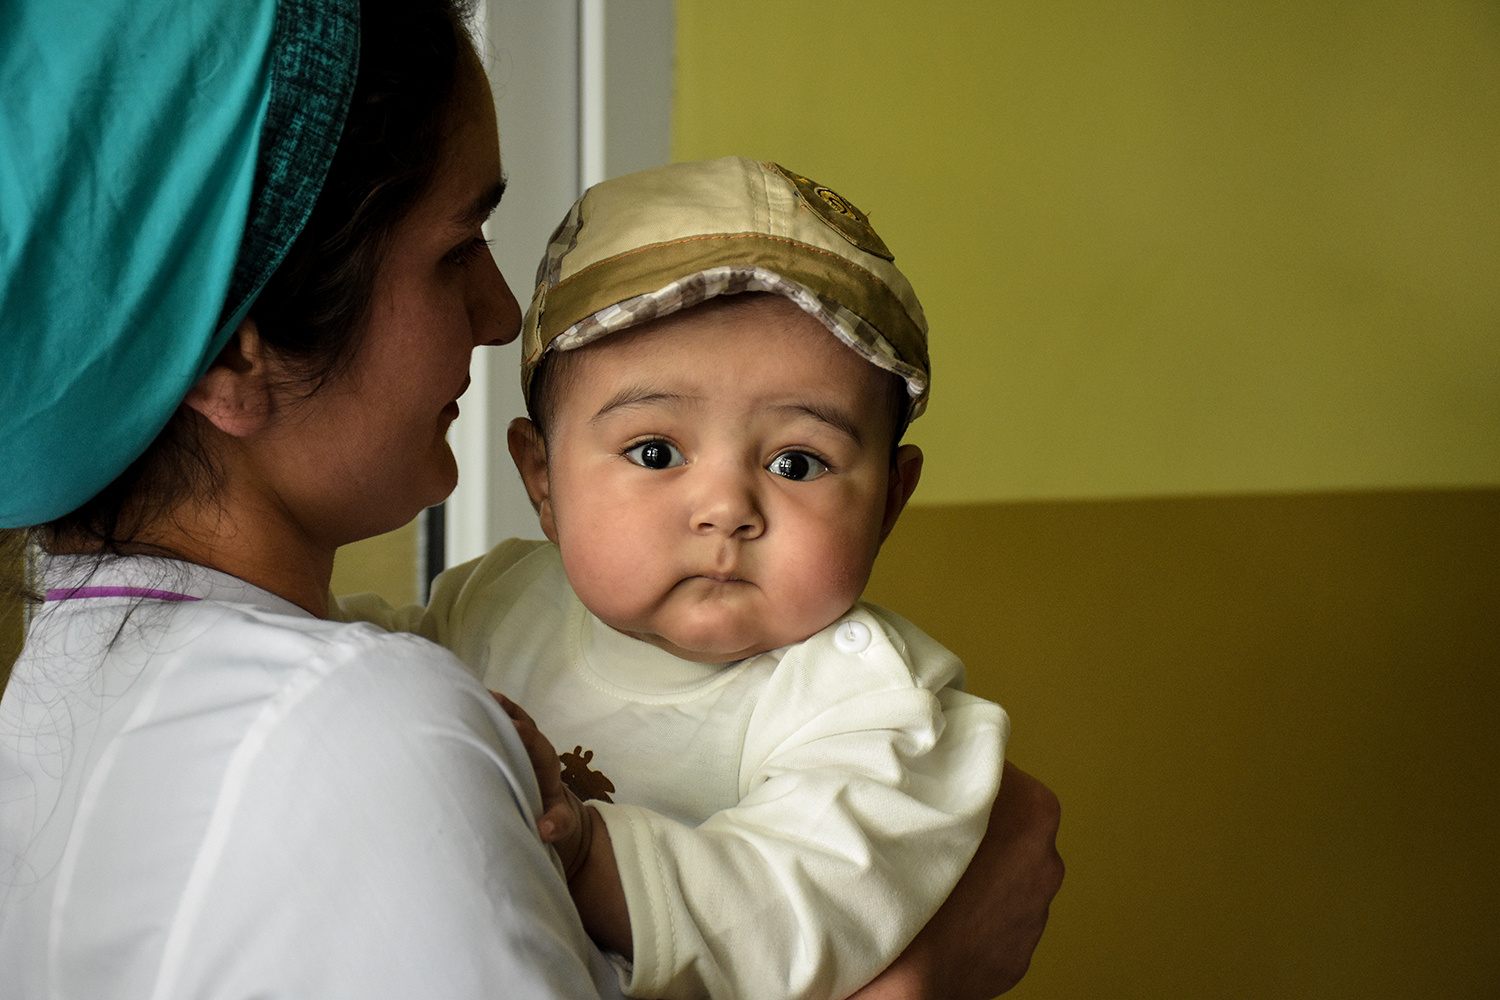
[865,487,1499,1000]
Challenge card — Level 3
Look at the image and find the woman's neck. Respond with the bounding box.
[50,499,337,618]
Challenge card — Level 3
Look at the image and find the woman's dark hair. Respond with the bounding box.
[28,0,477,555]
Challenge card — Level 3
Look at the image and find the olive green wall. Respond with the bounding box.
[329,517,421,606]
[674,0,1498,503]
[674,1,1499,997]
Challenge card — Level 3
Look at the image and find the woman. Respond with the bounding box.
[0,0,1061,996]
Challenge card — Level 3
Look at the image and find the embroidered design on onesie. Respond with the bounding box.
[559,745,617,803]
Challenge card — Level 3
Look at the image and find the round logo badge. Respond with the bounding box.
[771,163,895,261]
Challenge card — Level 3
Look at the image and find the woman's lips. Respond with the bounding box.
[442,376,473,420]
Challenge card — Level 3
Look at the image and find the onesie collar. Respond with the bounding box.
[577,606,741,696]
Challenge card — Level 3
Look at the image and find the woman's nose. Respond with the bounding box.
[471,249,521,347]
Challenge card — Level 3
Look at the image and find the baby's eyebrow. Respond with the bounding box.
[590,387,696,423]
[778,403,864,446]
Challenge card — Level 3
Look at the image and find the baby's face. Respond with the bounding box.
[532,296,915,663]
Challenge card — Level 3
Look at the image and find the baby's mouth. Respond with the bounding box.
[689,571,748,585]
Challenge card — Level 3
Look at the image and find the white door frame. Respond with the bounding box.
[443,0,673,571]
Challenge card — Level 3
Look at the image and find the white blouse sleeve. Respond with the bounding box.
[156,628,622,1000]
[596,605,1007,1000]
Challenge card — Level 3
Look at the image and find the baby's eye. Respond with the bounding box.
[625,440,685,470]
[767,451,829,482]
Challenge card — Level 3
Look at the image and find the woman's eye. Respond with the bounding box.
[767,451,829,482]
[625,440,684,470]
[446,236,492,267]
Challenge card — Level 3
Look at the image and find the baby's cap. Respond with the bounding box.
[521,156,930,422]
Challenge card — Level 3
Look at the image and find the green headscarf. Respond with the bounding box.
[0,0,358,527]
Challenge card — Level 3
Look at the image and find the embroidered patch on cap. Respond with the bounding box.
[770,163,895,261]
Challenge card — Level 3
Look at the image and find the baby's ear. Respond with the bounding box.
[507,418,557,541]
[182,317,277,437]
[879,444,924,543]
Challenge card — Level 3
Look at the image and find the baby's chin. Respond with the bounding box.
[623,625,782,665]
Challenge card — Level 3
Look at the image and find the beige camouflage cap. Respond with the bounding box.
[521,156,931,421]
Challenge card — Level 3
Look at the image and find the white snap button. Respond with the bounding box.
[833,619,871,653]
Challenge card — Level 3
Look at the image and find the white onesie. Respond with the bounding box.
[342,538,1006,1000]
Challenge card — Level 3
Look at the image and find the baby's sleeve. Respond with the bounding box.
[334,538,549,651]
[596,605,1007,1000]
[333,589,431,634]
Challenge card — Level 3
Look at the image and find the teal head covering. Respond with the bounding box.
[0,0,358,527]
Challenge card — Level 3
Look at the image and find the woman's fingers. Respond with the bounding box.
[491,691,572,835]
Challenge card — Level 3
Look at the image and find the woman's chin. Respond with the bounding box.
[370,453,459,539]
[424,447,461,505]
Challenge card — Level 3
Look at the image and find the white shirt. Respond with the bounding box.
[343,540,1007,1000]
[0,555,623,1000]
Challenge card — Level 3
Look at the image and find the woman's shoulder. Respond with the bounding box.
[181,597,494,728]
[13,579,618,999]
[23,554,512,771]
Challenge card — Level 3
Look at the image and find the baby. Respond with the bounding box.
[343,157,1007,1000]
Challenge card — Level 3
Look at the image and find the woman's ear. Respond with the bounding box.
[507,417,557,542]
[182,317,277,437]
[879,444,924,543]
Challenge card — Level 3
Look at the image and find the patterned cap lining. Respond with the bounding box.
[549,266,928,413]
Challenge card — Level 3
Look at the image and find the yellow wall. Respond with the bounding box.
[674,0,1499,502]
[675,2,1499,997]
[330,518,420,607]
[864,489,1499,999]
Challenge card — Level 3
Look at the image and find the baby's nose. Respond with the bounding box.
[692,470,764,538]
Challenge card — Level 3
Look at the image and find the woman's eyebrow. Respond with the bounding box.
[454,178,508,227]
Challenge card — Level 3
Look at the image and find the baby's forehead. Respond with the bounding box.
[555,297,904,429]
[570,292,863,367]
[535,291,909,444]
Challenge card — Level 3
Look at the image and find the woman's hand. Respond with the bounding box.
[851,761,1064,999]
[493,692,632,956]
[492,693,592,874]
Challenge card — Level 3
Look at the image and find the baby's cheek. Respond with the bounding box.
[558,545,612,607]
[563,539,657,628]
[792,536,872,621]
